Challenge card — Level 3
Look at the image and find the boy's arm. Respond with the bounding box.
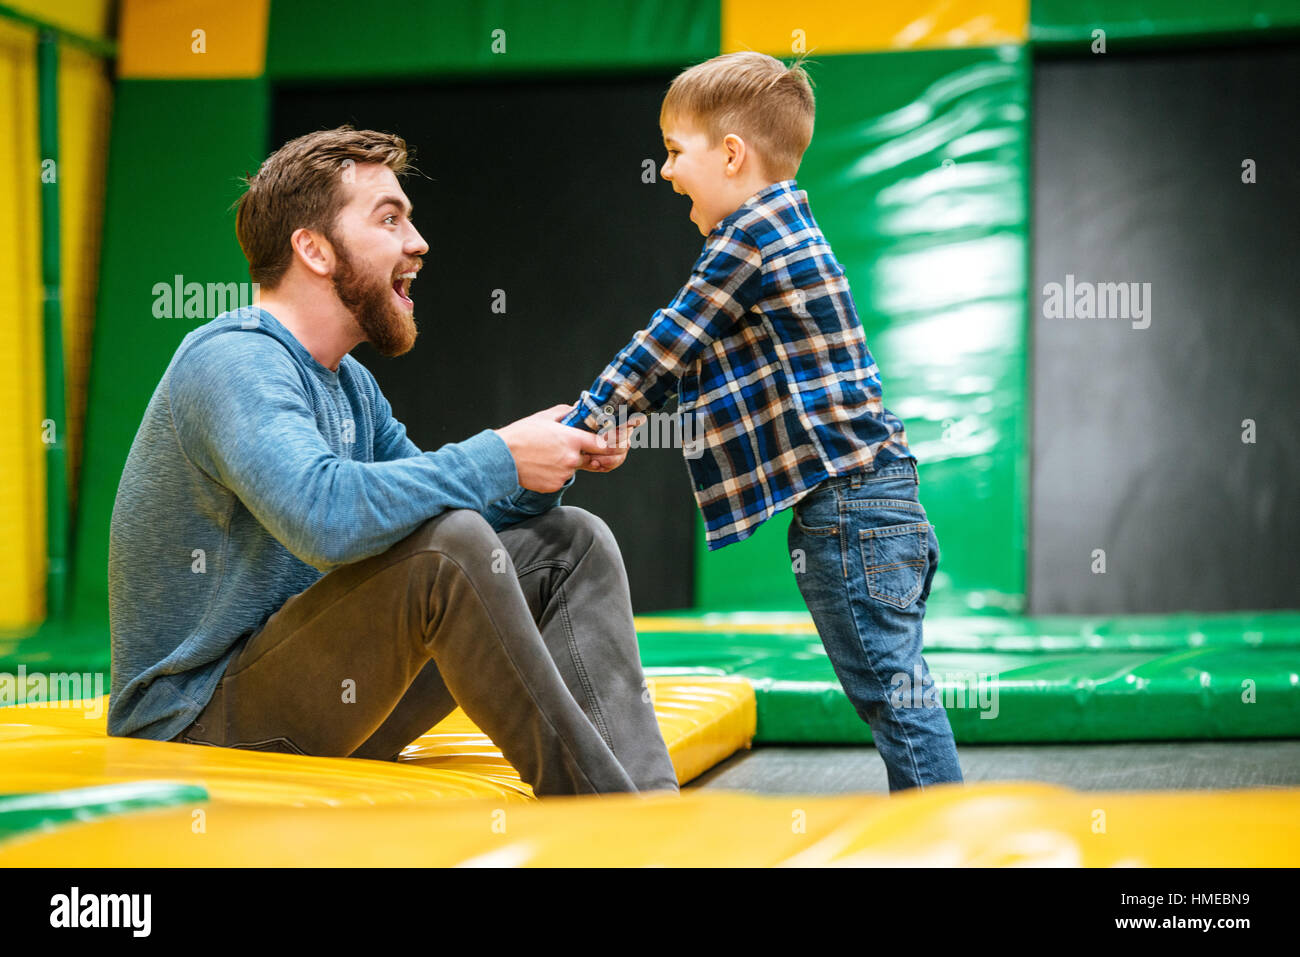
[562,222,764,432]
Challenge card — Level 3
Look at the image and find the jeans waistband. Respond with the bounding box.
[818,458,918,491]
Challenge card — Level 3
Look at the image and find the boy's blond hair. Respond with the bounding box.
[660,51,815,181]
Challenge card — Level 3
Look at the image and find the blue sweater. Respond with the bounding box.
[108,306,562,740]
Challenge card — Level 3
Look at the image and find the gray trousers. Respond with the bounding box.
[171,506,679,797]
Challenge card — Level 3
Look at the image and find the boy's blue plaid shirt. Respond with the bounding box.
[564,179,914,549]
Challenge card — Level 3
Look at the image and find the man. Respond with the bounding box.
[107,126,678,797]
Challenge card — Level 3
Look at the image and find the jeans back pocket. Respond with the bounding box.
[859,522,930,608]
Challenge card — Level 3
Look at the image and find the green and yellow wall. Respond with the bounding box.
[0,0,113,629]
[4,0,1300,636]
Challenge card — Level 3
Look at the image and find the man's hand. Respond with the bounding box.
[582,412,646,473]
[494,405,609,492]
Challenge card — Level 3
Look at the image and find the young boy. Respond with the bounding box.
[563,52,963,792]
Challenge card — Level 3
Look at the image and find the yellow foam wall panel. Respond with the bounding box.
[0,1,113,628]
[3,0,112,38]
[0,18,45,627]
[118,0,268,79]
[722,0,1027,56]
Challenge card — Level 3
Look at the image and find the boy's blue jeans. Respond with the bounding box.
[788,458,964,792]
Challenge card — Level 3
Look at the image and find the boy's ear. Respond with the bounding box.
[722,133,748,175]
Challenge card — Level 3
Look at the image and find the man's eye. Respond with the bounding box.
[383,215,397,225]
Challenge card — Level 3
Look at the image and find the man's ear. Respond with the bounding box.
[722,133,748,176]
[289,226,334,278]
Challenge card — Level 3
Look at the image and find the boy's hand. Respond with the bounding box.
[494,405,609,492]
[582,412,646,473]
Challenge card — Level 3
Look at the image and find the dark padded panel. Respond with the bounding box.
[1030,42,1300,614]
[273,74,702,611]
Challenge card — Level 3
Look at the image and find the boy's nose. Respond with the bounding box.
[661,161,672,181]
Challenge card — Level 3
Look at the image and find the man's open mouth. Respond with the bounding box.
[393,271,416,308]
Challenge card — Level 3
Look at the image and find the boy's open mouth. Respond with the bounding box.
[392,271,416,309]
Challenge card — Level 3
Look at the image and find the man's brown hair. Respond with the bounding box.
[235,125,415,289]
[660,51,815,181]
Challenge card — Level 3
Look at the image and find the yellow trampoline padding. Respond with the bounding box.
[2,783,1297,867]
[0,676,755,807]
[399,674,754,793]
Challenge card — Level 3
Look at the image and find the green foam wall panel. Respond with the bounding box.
[268,0,720,79]
[71,79,270,620]
[1031,0,1300,47]
[695,46,1031,615]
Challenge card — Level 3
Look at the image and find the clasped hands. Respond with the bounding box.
[494,404,647,493]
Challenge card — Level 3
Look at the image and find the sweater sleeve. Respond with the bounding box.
[169,332,519,571]
[480,475,575,531]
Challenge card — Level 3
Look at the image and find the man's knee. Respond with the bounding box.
[543,504,613,548]
[405,508,500,567]
[546,506,622,561]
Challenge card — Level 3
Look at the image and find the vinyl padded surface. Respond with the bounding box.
[3,783,1296,867]
[635,611,1300,743]
[0,676,755,814]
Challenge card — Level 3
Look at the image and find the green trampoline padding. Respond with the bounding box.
[638,611,1300,744]
[4,611,1298,745]
[0,782,209,843]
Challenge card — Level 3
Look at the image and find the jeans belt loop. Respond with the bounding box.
[850,472,863,490]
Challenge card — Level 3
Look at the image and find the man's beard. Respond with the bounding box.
[329,234,418,357]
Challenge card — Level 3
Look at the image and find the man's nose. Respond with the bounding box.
[407,225,429,256]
